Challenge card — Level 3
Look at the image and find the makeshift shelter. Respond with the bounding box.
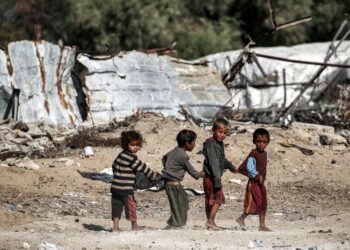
[0,41,81,125]
[77,51,230,124]
[205,41,350,110]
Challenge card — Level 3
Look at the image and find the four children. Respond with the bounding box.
[110,119,271,232]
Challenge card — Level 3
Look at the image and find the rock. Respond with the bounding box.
[64,159,75,167]
[27,124,47,138]
[331,144,347,151]
[17,160,40,170]
[56,158,70,163]
[291,122,336,145]
[53,136,67,145]
[229,179,242,185]
[37,137,54,148]
[320,133,347,146]
[340,129,350,144]
[37,241,66,250]
[228,195,238,200]
[22,242,30,249]
[6,158,21,166]
[292,122,334,134]
[10,138,31,145]
[12,121,29,132]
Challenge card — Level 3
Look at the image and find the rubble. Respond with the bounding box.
[17,159,40,170]
[37,241,66,250]
[290,122,348,149]
[0,119,78,160]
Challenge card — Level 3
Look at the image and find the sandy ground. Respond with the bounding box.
[0,114,350,250]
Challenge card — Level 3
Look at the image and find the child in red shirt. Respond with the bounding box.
[236,128,271,231]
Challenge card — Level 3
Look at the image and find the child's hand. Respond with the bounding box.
[155,173,163,182]
[199,171,205,178]
[258,175,264,185]
[230,168,238,173]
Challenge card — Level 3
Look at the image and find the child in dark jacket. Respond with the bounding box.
[162,129,204,228]
[203,118,237,230]
[110,130,161,232]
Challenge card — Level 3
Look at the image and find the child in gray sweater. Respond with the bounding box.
[162,129,204,228]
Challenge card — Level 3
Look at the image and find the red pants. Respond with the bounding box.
[111,194,137,222]
[203,176,225,206]
[244,181,267,215]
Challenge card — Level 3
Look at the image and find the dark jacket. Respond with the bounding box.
[203,138,236,188]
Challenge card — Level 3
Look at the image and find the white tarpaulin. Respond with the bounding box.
[205,41,350,109]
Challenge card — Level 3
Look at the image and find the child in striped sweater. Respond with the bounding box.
[110,130,161,232]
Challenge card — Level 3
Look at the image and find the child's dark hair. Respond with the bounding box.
[253,128,270,143]
[121,130,143,149]
[212,117,229,131]
[176,129,197,147]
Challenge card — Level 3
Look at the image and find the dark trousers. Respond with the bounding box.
[165,184,189,227]
[111,193,137,222]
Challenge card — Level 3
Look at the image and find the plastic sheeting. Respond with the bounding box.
[205,41,350,109]
[77,51,230,123]
[0,40,81,125]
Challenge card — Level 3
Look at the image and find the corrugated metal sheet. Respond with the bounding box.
[205,41,350,109]
[0,40,81,125]
[77,51,231,123]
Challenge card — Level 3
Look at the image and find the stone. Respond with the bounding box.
[17,160,40,170]
[64,159,75,167]
[22,242,30,249]
[292,122,335,134]
[320,133,347,146]
[37,241,65,250]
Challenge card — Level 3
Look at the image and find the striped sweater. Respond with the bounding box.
[111,150,159,195]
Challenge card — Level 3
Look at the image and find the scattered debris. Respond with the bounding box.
[318,229,332,233]
[229,179,243,185]
[37,241,66,250]
[22,242,30,249]
[249,239,264,248]
[279,141,314,155]
[17,160,40,170]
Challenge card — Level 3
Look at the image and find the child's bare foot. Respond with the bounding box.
[164,225,183,230]
[131,225,146,231]
[112,227,121,232]
[259,226,272,232]
[205,222,220,230]
[235,217,247,231]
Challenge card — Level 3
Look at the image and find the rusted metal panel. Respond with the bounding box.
[0,40,81,125]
